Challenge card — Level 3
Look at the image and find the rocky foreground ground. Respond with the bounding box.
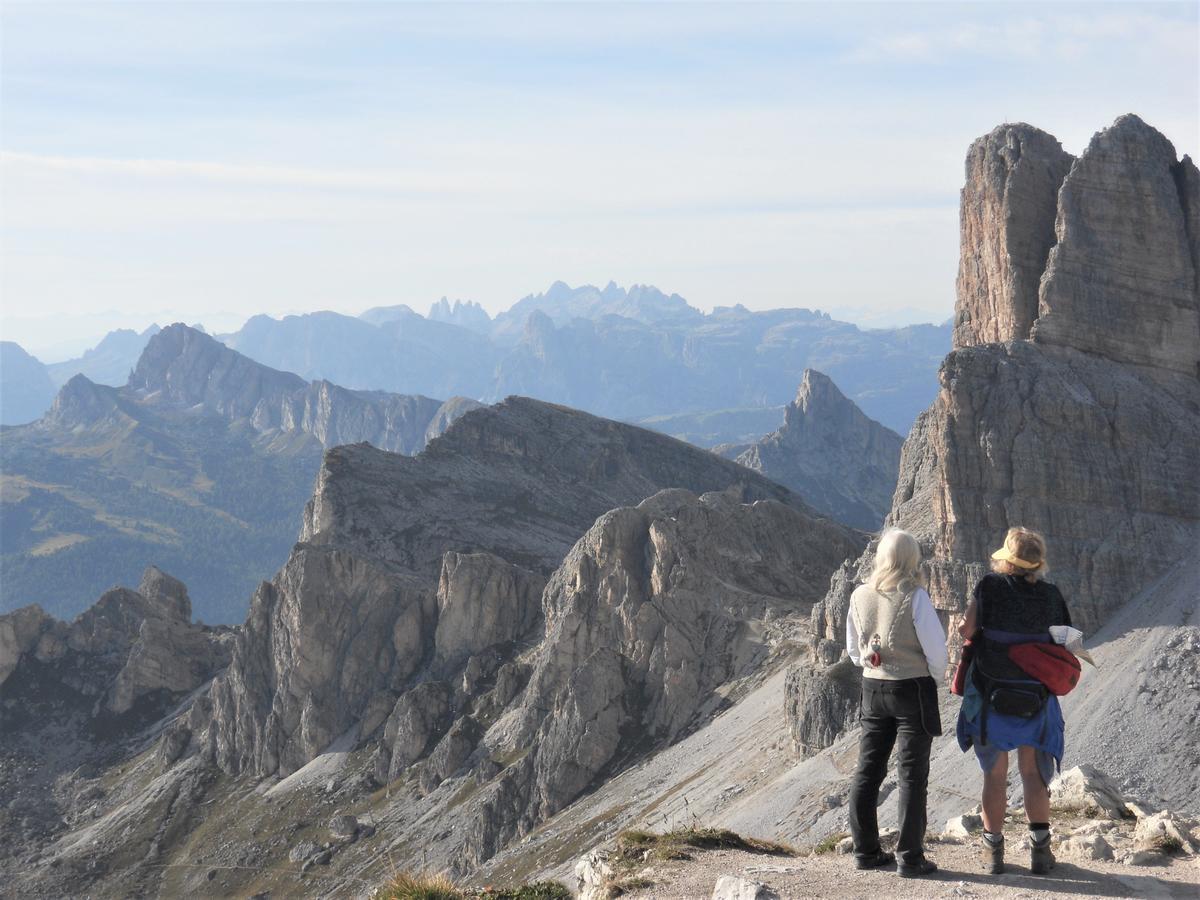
[574,769,1200,899]
[579,838,1200,900]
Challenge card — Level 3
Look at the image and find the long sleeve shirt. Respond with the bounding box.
[846,586,948,680]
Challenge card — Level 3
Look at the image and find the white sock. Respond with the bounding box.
[983,831,1004,845]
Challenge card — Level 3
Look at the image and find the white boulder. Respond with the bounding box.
[1049,765,1129,819]
[712,875,779,900]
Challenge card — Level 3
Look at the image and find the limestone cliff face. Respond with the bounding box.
[206,397,827,778]
[463,489,862,863]
[789,114,1200,757]
[1032,115,1199,375]
[954,123,1074,348]
[719,369,902,530]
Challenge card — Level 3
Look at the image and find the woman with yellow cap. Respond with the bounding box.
[956,526,1072,877]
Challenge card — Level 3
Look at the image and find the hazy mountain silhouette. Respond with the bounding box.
[221,282,949,435]
[45,324,162,387]
[0,342,57,426]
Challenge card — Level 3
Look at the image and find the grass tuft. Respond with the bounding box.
[469,881,572,899]
[610,825,794,872]
[1152,834,1184,854]
[606,876,654,897]
[376,871,463,900]
[813,831,849,855]
[375,873,572,900]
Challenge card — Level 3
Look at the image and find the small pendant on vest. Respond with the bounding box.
[867,633,882,668]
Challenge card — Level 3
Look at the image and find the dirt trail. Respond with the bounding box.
[613,833,1200,899]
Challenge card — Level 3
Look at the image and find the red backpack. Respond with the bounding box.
[1009,641,1081,695]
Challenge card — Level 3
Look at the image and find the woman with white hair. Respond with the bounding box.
[846,528,947,879]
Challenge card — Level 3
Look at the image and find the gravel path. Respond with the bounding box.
[615,832,1200,899]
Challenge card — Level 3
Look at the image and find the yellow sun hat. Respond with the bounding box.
[991,545,1041,569]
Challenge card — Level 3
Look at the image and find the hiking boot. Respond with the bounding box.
[897,858,938,878]
[1030,834,1055,874]
[981,834,1004,874]
[854,849,895,870]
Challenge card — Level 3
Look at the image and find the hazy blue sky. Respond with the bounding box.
[2,1,1197,358]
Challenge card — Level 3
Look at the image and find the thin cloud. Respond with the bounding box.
[844,10,1196,65]
[0,151,509,195]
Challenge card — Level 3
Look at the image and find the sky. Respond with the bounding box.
[1,1,1197,360]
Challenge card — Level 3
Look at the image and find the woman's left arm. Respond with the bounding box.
[912,587,948,679]
[1056,586,1073,627]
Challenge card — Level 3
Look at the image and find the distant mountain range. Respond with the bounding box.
[3,282,950,435]
[1,315,914,626]
[0,325,479,623]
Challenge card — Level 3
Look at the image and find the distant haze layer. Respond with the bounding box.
[3,3,1195,352]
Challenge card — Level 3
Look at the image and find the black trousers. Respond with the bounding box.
[849,676,941,865]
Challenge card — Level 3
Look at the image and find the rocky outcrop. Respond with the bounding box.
[902,341,1196,634]
[0,567,230,724]
[784,656,861,758]
[789,114,1200,757]
[106,569,231,715]
[206,398,828,779]
[378,681,453,781]
[433,552,544,672]
[718,369,902,530]
[463,489,862,862]
[0,604,57,688]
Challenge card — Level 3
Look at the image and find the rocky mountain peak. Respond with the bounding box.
[1032,114,1199,374]
[719,369,902,530]
[428,297,492,333]
[792,368,842,416]
[953,122,1073,349]
[137,565,191,622]
[129,323,307,416]
[121,322,470,455]
[955,113,1199,376]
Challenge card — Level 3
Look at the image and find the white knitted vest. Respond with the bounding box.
[850,582,929,680]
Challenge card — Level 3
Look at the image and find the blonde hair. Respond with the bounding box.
[992,526,1048,582]
[870,528,923,594]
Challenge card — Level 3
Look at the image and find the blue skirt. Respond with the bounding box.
[956,663,1064,787]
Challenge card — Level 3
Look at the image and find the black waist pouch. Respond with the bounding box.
[988,686,1046,719]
